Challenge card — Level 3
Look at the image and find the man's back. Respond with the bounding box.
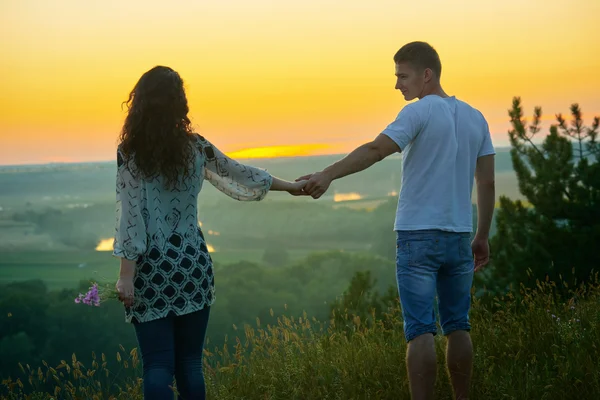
[384,95,495,232]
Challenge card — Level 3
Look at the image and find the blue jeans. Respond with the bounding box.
[395,230,474,342]
[133,307,211,400]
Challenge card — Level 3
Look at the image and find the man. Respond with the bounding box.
[299,41,495,400]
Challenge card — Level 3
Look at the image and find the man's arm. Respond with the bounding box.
[303,134,400,199]
[474,154,495,239]
[472,154,495,270]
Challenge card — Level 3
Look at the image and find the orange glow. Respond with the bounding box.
[226,144,338,159]
[206,244,216,253]
[334,192,363,202]
[95,238,114,252]
[1,0,599,165]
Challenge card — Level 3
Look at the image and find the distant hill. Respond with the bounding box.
[0,147,518,208]
[0,146,518,258]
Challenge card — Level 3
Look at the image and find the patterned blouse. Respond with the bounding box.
[112,134,273,324]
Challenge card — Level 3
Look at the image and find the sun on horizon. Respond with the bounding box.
[225,144,343,160]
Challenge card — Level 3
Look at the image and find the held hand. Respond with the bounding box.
[471,236,490,272]
[304,171,333,199]
[116,277,135,308]
[295,174,313,182]
[288,180,309,196]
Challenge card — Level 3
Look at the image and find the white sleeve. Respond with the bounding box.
[478,119,496,157]
[113,149,148,260]
[380,105,423,151]
[196,135,273,201]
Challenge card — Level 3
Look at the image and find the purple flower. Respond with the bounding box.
[74,283,101,307]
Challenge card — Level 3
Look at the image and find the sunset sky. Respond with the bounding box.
[1,0,599,165]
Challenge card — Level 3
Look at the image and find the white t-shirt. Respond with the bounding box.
[381,95,495,233]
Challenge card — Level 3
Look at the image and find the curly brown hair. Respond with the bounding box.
[119,66,196,190]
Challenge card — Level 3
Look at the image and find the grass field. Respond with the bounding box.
[2,275,598,399]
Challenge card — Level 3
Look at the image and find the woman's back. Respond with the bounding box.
[117,138,205,248]
[114,134,211,323]
[111,66,272,323]
[114,131,273,323]
[110,65,306,400]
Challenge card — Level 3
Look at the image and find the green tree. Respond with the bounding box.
[262,245,290,266]
[0,332,35,375]
[368,198,399,261]
[491,97,599,291]
[329,270,398,330]
[0,280,49,352]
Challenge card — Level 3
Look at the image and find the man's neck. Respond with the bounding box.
[419,85,449,99]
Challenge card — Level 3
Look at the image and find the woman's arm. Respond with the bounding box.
[113,149,146,307]
[113,149,148,259]
[269,176,307,195]
[197,135,306,199]
[116,258,136,307]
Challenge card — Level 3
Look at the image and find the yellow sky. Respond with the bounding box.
[1,0,599,165]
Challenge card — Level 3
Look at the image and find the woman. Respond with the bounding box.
[112,65,306,399]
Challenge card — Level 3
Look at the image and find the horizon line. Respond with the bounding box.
[0,145,513,169]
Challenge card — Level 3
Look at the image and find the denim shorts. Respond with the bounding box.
[395,229,474,342]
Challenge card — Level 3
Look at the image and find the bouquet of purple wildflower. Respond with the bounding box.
[74,282,120,306]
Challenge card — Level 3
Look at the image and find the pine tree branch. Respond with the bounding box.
[510,99,547,161]
[586,116,600,158]
[557,106,598,160]
[509,98,573,202]
[571,104,585,160]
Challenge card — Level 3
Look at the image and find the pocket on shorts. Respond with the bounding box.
[397,238,438,267]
